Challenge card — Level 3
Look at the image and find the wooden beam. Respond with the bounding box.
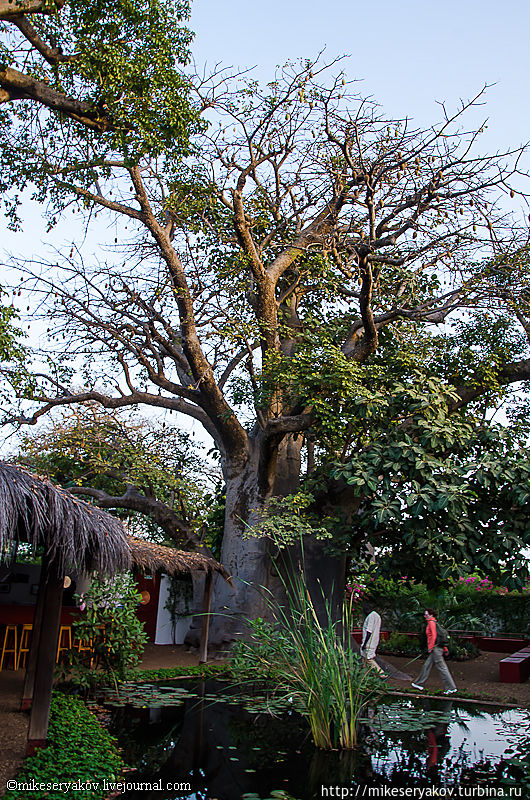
[198,571,213,664]
[20,553,48,711]
[26,556,63,755]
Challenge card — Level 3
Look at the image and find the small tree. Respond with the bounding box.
[17,404,219,552]
[69,571,148,694]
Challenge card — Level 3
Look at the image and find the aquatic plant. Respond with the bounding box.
[232,569,385,749]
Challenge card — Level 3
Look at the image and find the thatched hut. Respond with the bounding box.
[0,461,230,753]
[127,535,229,580]
[126,536,231,660]
[0,461,129,575]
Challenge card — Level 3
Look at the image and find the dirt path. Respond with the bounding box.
[0,646,528,795]
[0,672,28,794]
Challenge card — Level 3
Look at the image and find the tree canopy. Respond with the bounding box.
[16,404,219,551]
[0,286,34,409]
[1,5,530,619]
[0,0,197,227]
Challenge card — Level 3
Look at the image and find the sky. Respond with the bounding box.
[1,0,529,447]
[190,0,529,155]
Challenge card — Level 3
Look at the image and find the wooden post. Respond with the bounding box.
[20,553,48,711]
[198,571,213,664]
[26,556,63,755]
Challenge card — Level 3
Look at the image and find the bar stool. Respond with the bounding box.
[16,624,32,670]
[0,625,18,670]
[56,626,72,663]
[74,635,94,667]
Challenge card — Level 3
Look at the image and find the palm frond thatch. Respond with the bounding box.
[0,461,129,575]
[0,461,231,582]
[127,536,231,581]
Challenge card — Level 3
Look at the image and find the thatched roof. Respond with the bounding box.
[0,461,130,575]
[127,536,231,581]
[0,461,230,581]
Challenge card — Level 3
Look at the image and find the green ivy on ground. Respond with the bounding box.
[4,694,123,800]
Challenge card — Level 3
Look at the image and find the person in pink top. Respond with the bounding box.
[412,608,457,694]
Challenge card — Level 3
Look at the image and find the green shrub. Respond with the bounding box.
[446,636,479,661]
[4,694,122,800]
[66,572,148,693]
[358,575,530,636]
[378,632,421,657]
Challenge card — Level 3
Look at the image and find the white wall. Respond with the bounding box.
[154,574,194,645]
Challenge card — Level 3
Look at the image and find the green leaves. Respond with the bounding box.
[3,693,123,800]
[326,376,530,587]
[231,575,386,750]
[18,405,211,540]
[67,572,148,692]
[365,573,530,637]
[244,491,334,547]
[0,287,36,410]
[0,0,199,226]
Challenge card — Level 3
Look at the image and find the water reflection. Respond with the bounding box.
[106,680,528,800]
[424,700,453,778]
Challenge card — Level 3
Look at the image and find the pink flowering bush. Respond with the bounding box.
[346,580,368,601]
[457,575,511,595]
[346,573,530,636]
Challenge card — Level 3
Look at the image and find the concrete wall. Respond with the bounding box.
[155,574,197,645]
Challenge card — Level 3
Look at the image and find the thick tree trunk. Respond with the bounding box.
[274,436,346,627]
[204,444,275,644]
[194,434,347,646]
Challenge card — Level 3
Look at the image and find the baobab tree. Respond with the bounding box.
[2,1,530,639]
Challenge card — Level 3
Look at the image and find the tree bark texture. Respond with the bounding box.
[190,434,347,646]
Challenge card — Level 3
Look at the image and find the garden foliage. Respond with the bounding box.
[351,575,530,636]
[377,631,478,660]
[3,693,122,800]
[68,572,148,692]
[18,405,213,545]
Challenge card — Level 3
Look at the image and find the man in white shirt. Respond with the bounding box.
[361,601,384,673]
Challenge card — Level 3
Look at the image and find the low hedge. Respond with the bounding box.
[378,632,420,658]
[4,694,123,800]
[378,631,479,660]
[356,576,530,636]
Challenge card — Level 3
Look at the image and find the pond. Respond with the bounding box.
[101,679,528,800]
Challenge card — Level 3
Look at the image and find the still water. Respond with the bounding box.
[103,680,528,800]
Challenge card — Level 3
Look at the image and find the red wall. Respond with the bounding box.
[0,606,79,626]
[134,572,161,642]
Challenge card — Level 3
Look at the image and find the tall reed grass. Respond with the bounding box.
[232,568,385,749]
